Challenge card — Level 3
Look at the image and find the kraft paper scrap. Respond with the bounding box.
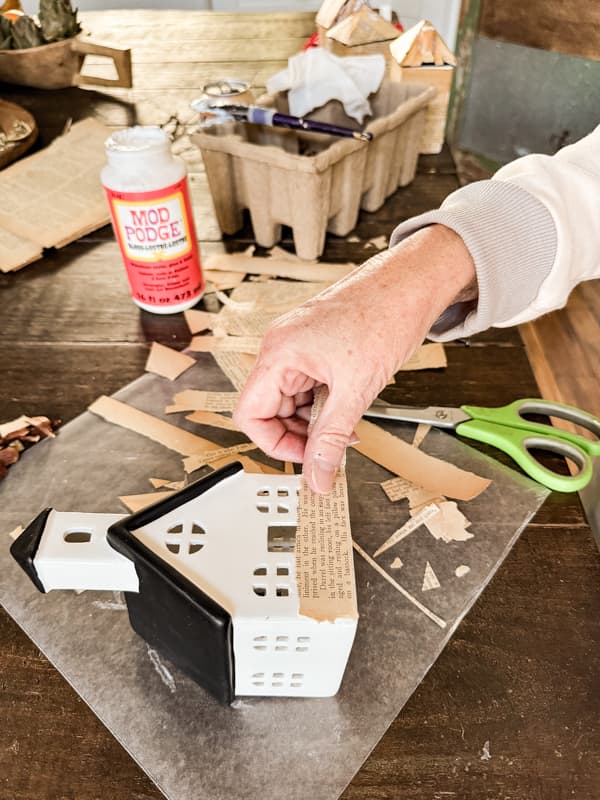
[0,119,111,272]
[295,387,358,623]
[354,418,491,501]
[145,342,196,381]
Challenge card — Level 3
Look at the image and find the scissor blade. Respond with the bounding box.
[580,458,600,552]
[363,403,471,429]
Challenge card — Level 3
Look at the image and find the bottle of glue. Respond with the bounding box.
[101,126,205,314]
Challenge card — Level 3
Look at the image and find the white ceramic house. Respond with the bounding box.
[11,462,358,704]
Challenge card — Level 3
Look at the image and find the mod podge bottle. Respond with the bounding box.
[101,126,204,314]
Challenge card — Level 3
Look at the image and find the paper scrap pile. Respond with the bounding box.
[0,414,60,480]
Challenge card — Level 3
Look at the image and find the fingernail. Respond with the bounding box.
[311,454,337,493]
[347,436,360,446]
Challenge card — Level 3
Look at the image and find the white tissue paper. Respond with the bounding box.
[266,48,386,124]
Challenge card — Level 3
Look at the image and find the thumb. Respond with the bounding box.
[304,389,362,494]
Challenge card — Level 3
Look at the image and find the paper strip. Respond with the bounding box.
[185,410,239,432]
[390,557,403,570]
[354,419,491,501]
[373,503,440,558]
[205,252,355,284]
[295,387,358,623]
[422,561,441,592]
[165,390,239,414]
[182,442,257,474]
[189,335,262,355]
[88,396,222,457]
[412,423,431,449]
[352,541,446,629]
[144,342,196,381]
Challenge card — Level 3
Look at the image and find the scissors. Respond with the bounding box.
[363,398,600,493]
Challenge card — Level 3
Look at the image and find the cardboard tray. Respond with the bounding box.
[192,81,436,260]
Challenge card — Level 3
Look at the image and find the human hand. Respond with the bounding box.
[233,225,476,493]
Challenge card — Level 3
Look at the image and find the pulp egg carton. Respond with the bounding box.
[192,80,436,260]
[11,462,357,705]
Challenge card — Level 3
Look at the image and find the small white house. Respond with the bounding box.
[11,462,357,704]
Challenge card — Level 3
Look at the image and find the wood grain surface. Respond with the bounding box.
[479,0,600,60]
[1,11,598,800]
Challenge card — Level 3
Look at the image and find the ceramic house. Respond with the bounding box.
[11,462,358,705]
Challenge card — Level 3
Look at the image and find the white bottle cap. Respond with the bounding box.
[105,126,171,167]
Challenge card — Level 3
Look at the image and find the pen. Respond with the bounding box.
[192,100,373,142]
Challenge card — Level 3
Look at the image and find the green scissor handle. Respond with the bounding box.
[456,398,600,493]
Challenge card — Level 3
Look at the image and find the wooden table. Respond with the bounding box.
[1,11,599,800]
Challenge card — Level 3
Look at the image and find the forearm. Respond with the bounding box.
[391,124,600,341]
[316,224,476,371]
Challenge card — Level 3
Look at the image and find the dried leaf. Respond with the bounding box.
[0,16,13,50]
[11,15,45,48]
[0,446,19,466]
[38,0,81,42]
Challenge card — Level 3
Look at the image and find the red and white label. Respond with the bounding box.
[105,177,204,309]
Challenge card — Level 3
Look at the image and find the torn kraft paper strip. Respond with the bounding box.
[354,418,491,501]
[88,396,223,457]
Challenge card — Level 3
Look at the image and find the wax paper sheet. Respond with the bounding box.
[0,354,548,800]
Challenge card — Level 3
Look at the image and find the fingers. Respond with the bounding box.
[303,386,367,494]
[234,365,315,462]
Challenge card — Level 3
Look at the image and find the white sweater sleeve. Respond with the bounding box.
[389,124,600,341]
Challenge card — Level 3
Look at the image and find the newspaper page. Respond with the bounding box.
[0,118,111,272]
